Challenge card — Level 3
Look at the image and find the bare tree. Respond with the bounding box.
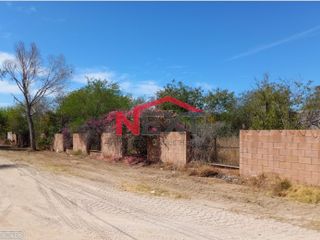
[0,42,72,150]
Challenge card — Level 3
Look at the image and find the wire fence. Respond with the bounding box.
[215,136,239,167]
[189,135,239,167]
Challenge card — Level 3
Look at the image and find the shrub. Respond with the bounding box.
[287,186,320,204]
[188,165,221,178]
[248,173,291,197]
[37,137,52,150]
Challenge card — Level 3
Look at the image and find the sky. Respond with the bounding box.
[1,1,320,107]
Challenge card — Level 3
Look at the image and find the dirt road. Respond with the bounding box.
[1,152,320,240]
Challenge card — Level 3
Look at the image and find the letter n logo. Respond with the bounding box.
[115,111,140,136]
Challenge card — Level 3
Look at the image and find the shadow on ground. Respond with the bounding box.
[0,164,19,169]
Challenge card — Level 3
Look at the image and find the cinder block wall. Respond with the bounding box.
[73,133,89,154]
[160,132,188,167]
[53,133,64,152]
[101,133,123,159]
[240,130,320,186]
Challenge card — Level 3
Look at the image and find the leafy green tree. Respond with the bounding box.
[304,86,320,110]
[0,108,8,139]
[234,75,311,130]
[299,86,320,128]
[156,80,204,111]
[2,106,29,135]
[204,88,236,122]
[58,78,131,131]
[129,96,147,108]
[34,110,61,149]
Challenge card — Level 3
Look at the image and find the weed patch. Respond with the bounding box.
[121,182,188,199]
[287,186,320,204]
[188,165,221,177]
[248,173,320,204]
[248,173,291,196]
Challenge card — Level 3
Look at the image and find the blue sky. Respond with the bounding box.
[1,2,320,106]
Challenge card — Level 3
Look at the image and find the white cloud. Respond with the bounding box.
[72,69,116,83]
[1,60,161,98]
[73,68,162,97]
[0,52,19,94]
[195,82,214,91]
[0,80,20,94]
[0,51,20,95]
[119,81,131,91]
[120,80,162,97]
[0,51,14,65]
[227,25,320,61]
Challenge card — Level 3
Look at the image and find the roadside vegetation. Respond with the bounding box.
[248,173,320,204]
[1,42,320,186]
[2,147,320,206]
[1,44,319,151]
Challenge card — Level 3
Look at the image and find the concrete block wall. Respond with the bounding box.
[73,133,89,154]
[160,132,188,167]
[53,133,64,152]
[101,133,123,159]
[240,130,320,186]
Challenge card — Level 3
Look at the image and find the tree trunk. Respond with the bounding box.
[26,107,36,151]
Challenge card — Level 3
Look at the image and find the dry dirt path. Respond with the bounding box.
[1,155,320,240]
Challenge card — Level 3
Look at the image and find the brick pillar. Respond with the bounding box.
[73,133,89,154]
[147,136,161,163]
[160,132,188,167]
[101,133,123,159]
[53,133,64,152]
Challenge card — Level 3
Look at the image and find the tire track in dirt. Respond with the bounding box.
[17,167,141,240]
[7,161,320,240]
[50,176,223,240]
[19,166,222,240]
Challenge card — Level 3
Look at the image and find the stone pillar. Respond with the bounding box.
[147,136,161,163]
[7,132,17,145]
[73,133,89,154]
[53,133,64,152]
[160,132,188,167]
[101,133,123,159]
[7,132,13,141]
[11,133,17,145]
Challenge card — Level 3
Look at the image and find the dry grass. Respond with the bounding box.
[287,186,320,204]
[6,150,320,205]
[43,164,70,173]
[2,149,320,232]
[4,151,77,176]
[248,173,291,197]
[188,165,221,177]
[121,182,188,199]
[248,173,320,204]
[186,161,239,179]
[67,150,86,156]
